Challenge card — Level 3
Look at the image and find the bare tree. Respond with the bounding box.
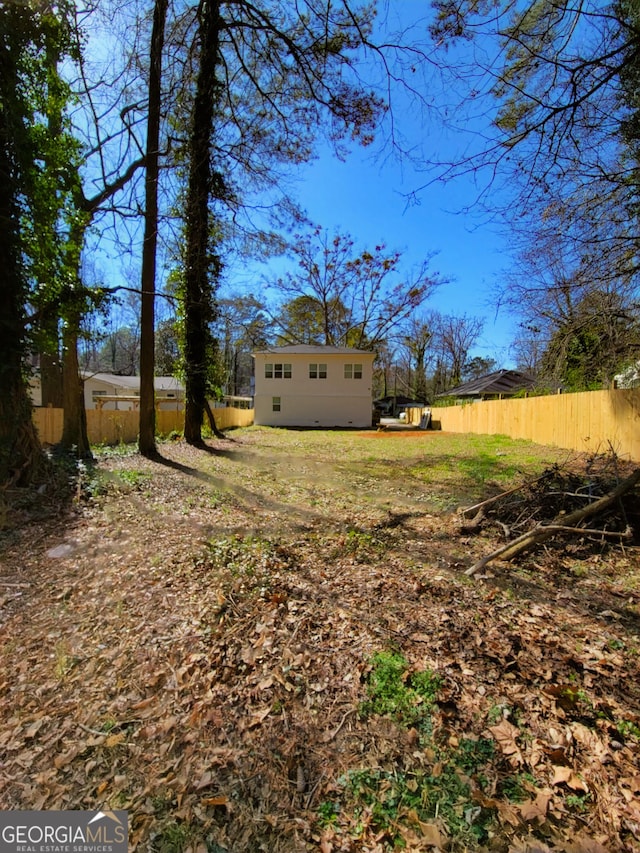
[270,227,442,350]
[139,0,168,457]
[176,0,420,444]
[425,0,640,365]
[439,313,484,388]
[498,207,640,388]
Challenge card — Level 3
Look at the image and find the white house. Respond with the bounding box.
[82,373,184,410]
[614,361,640,389]
[252,345,375,428]
[29,371,185,411]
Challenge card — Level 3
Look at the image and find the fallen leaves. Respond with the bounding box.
[488,718,524,766]
[517,789,552,823]
[1,432,639,852]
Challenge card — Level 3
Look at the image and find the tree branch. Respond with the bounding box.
[466,467,640,576]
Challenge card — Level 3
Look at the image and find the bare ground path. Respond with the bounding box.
[1,428,639,852]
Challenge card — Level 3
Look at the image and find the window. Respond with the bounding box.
[344,363,363,379]
[309,362,327,379]
[265,362,291,379]
[272,397,281,412]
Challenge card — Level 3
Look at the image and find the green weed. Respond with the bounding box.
[317,800,340,827]
[565,793,590,812]
[486,702,508,725]
[81,468,110,498]
[455,737,495,773]
[616,719,640,740]
[116,469,150,488]
[344,528,380,557]
[150,821,195,853]
[499,772,536,803]
[340,765,493,846]
[360,650,440,730]
[92,441,137,458]
[206,535,290,595]
[54,640,78,678]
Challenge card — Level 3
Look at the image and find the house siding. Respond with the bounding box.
[253,349,374,428]
[82,374,184,410]
[83,377,136,410]
[29,372,185,411]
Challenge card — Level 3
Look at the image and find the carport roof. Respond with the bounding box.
[439,370,536,397]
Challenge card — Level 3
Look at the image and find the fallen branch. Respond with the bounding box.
[466,468,640,576]
[540,524,633,540]
[459,472,551,518]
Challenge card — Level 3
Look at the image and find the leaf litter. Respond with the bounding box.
[0,427,639,852]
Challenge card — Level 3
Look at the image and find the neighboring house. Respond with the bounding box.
[27,373,43,407]
[615,361,640,389]
[83,373,184,410]
[29,371,185,410]
[438,370,536,401]
[252,345,375,428]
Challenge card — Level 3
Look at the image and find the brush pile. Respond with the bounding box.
[459,455,640,576]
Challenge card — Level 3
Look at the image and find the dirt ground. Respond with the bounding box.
[1,428,639,852]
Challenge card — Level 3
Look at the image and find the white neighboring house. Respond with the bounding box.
[82,373,184,410]
[252,345,375,428]
[614,361,640,389]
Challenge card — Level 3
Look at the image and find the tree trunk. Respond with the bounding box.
[183,0,221,446]
[58,213,92,458]
[0,248,42,483]
[139,0,168,458]
[0,33,43,485]
[40,350,64,408]
[60,311,92,458]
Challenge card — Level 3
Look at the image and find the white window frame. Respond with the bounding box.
[266,362,292,379]
[309,362,327,379]
[344,363,362,379]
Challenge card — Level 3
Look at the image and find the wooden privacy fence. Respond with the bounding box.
[33,406,254,447]
[435,388,640,462]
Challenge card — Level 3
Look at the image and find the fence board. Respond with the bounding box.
[436,389,640,462]
[33,406,254,446]
[33,390,640,461]
[32,407,64,445]
[212,407,254,430]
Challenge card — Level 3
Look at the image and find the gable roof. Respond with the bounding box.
[252,344,374,356]
[440,370,536,398]
[81,372,184,392]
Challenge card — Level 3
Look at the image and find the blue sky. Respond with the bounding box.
[229,140,517,368]
[224,2,519,369]
[286,145,516,367]
[90,1,518,367]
